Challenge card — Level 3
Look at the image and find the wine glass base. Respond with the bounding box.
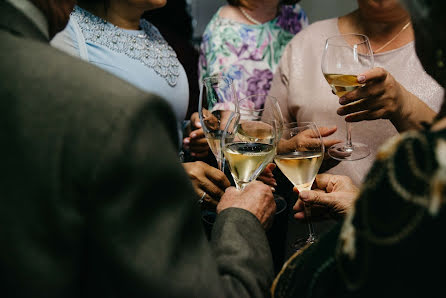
[292,234,318,251]
[328,142,370,161]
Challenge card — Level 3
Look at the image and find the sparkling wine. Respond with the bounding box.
[274,151,323,191]
[224,142,275,186]
[236,122,274,142]
[323,73,364,97]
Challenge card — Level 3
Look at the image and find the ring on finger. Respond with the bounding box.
[198,191,206,204]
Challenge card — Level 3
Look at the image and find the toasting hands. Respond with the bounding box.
[293,174,359,221]
[218,181,276,229]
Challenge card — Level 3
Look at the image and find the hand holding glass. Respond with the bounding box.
[321,34,374,161]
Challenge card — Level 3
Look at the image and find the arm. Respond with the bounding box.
[89,95,274,297]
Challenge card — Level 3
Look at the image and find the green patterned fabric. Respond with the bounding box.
[272,128,446,297]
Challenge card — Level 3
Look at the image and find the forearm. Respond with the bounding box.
[211,208,274,298]
[391,89,436,132]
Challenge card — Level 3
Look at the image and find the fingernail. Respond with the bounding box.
[191,152,196,157]
[357,75,366,83]
[273,181,277,187]
[337,109,345,116]
[195,121,202,128]
[191,133,196,138]
[183,138,190,144]
[271,187,276,192]
[339,97,347,104]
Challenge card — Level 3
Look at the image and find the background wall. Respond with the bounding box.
[190,0,358,39]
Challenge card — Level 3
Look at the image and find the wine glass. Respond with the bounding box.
[199,75,239,171]
[222,95,283,190]
[321,34,374,161]
[275,122,324,249]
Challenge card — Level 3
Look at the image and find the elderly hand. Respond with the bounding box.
[337,67,435,131]
[183,112,210,158]
[183,161,230,209]
[293,174,359,221]
[218,181,276,229]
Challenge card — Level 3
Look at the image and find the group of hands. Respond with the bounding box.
[182,67,425,228]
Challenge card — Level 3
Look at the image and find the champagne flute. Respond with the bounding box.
[321,34,374,161]
[199,75,239,171]
[275,122,324,249]
[222,95,283,190]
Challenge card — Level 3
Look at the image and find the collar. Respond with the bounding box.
[5,0,49,39]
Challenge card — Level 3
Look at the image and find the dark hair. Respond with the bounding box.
[227,0,300,7]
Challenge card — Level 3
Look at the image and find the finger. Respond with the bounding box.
[313,174,336,190]
[299,190,334,207]
[201,193,219,209]
[339,83,385,105]
[190,112,200,123]
[265,163,276,172]
[293,198,304,211]
[189,137,209,147]
[337,96,383,116]
[317,126,338,137]
[358,67,388,84]
[344,108,386,122]
[293,186,300,196]
[190,128,205,139]
[199,177,226,199]
[204,165,231,189]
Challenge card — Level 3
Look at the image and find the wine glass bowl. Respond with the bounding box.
[222,95,283,190]
[199,75,239,170]
[321,34,374,161]
[275,122,324,248]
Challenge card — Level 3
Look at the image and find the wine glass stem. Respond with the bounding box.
[303,202,316,242]
[345,121,353,149]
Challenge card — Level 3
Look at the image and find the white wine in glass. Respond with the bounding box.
[275,122,324,248]
[224,142,276,187]
[199,75,239,171]
[321,34,374,161]
[223,95,283,190]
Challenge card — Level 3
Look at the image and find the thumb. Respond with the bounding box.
[299,190,333,207]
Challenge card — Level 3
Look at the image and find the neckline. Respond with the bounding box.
[332,17,414,57]
[216,6,276,28]
[75,5,145,34]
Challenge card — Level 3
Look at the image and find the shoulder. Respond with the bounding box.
[51,18,81,58]
[1,31,174,130]
[218,5,246,23]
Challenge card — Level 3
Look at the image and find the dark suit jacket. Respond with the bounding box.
[0,2,274,297]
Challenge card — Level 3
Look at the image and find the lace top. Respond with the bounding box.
[51,6,189,148]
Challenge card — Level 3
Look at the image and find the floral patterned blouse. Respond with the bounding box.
[198,4,308,109]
